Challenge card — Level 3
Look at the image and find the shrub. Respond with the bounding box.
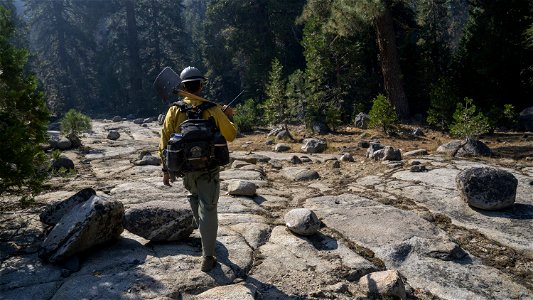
[502,104,518,129]
[368,94,399,134]
[449,98,491,138]
[234,98,258,132]
[60,109,92,139]
[426,78,459,131]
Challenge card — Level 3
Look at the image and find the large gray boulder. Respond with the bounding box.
[227,180,257,196]
[456,167,518,210]
[383,146,402,161]
[281,167,320,181]
[39,188,96,226]
[301,138,327,153]
[437,139,491,157]
[107,130,120,140]
[56,137,72,150]
[519,106,533,131]
[284,208,321,235]
[358,270,407,300]
[274,143,291,152]
[133,118,144,125]
[39,195,124,263]
[123,201,194,241]
[51,155,74,171]
[112,116,122,122]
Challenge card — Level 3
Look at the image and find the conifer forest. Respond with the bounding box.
[1,0,530,121]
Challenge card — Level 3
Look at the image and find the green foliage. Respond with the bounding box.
[0,6,50,195]
[234,99,258,133]
[261,58,287,126]
[426,78,460,131]
[368,94,399,134]
[60,109,92,138]
[301,17,343,130]
[51,149,62,160]
[285,69,306,124]
[502,104,518,128]
[449,98,491,138]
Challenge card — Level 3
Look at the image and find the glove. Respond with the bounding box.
[222,105,235,121]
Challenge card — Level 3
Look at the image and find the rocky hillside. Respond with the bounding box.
[1,118,532,299]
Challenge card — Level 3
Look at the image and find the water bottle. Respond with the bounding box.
[167,133,183,172]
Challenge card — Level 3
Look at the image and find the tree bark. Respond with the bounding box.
[125,0,143,109]
[375,3,410,119]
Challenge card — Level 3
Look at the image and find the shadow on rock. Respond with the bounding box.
[470,203,533,220]
[245,276,300,299]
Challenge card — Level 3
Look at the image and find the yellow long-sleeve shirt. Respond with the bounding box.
[158,96,237,161]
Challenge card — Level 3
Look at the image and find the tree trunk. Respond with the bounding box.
[375,3,410,119]
[125,0,143,110]
[52,0,70,111]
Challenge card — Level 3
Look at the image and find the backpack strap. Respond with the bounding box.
[171,100,216,120]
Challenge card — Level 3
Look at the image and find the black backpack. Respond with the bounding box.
[166,101,230,175]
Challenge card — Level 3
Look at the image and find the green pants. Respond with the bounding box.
[183,167,220,257]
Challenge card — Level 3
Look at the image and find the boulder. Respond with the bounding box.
[143,118,152,124]
[227,180,257,196]
[326,160,341,168]
[267,126,284,137]
[56,137,72,150]
[276,130,292,140]
[123,201,194,241]
[158,114,165,125]
[39,188,96,226]
[358,270,407,300]
[231,160,250,169]
[437,139,491,157]
[456,167,518,210]
[265,139,274,145]
[383,146,402,161]
[112,116,122,122]
[340,153,355,162]
[274,143,291,152]
[133,155,161,166]
[138,150,152,160]
[284,208,321,235]
[66,134,82,148]
[269,159,283,169]
[410,165,427,172]
[107,130,120,140]
[404,149,428,157]
[281,167,320,181]
[312,122,329,135]
[301,138,327,153]
[456,139,492,157]
[290,155,302,164]
[39,195,124,263]
[133,118,144,125]
[51,156,74,171]
[354,112,371,129]
[412,128,425,136]
[519,106,533,131]
[358,140,370,148]
[366,143,384,159]
[371,149,385,161]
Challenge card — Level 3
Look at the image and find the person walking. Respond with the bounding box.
[158,66,237,272]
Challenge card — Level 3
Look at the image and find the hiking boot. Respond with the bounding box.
[201,256,217,272]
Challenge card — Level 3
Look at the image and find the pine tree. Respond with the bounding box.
[262,58,287,126]
[0,6,49,194]
[326,0,411,119]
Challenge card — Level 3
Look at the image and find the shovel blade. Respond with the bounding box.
[153,67,182,102]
